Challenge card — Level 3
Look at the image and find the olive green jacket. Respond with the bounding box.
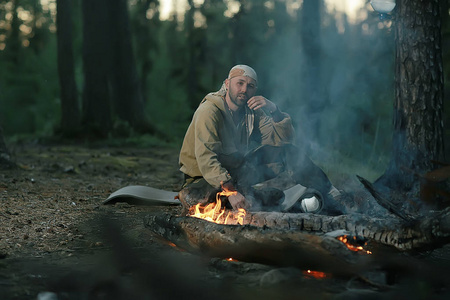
[179,87,295,188]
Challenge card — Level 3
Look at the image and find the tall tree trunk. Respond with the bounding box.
[57,0,80,136]
[378,0,445,192]
[230,0,245,64]
[133,0,158,105]
[186,0,198,109]
[6,0,21,65]
[440,0,450,159]
[81,0,112,137]
[300,0,323,140]
[108,0,152,133]
[29,0,48,54]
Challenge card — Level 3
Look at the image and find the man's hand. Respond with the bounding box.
[247,96,277,112]
[228,192,251,210]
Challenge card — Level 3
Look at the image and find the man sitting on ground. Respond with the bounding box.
[178,64,344,214]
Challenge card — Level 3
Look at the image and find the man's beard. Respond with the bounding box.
[228,89,248,107]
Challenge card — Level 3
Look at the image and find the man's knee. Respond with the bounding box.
[179,177,220,213]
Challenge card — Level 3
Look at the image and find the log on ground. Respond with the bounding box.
[145,208,450,263]
[242,209,450,251]
[144,213,373,275]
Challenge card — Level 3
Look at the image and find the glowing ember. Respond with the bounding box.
[164,241,185,252]
[302,270,329,279]
[337,235,372,255]
[189,188,247,225]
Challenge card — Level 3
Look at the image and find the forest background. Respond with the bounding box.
[0,0,449,183]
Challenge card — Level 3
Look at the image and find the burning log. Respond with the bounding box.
[242,210,450,250]
[144,213,368,275]
[189,187,247,224]
[145,207,450,265]
[144,182,450,276]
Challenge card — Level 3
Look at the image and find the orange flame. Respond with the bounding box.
[337,235,372,254]
[189,188,246,225]
[302,270,329,279]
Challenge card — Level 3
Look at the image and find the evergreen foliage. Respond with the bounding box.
[0,0,58,135]
[0,0,447,179]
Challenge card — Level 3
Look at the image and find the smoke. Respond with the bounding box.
[254,8,395,185]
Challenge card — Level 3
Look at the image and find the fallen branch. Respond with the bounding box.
[357,175,412,221]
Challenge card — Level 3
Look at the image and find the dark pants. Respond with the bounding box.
[226,144,332,197]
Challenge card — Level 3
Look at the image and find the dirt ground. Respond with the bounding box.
[1,142,450,299]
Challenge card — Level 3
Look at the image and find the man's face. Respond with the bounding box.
[226,76,257,107]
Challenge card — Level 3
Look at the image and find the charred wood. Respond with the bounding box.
[144,213,366,276]
[145,209,450,257]
[357,175,413,221]
[246,210,450,251]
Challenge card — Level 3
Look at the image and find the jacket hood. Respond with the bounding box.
[200,82,227,112]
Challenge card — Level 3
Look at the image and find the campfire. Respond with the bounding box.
[145,180,450,289]
[189,188,246,225]
[188,188,373,255]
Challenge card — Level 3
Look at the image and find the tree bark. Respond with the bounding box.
[57,0,80,136]
[81,0,112,137]
[81,0,156,136]
[300,0,323,140]
[230,0,246,63]
[108,0,153,133]
[132,0,158,105]
[379,0,445,192]
[185,0,199,109]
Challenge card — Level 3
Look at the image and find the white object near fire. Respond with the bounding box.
[370,0,396,14]
[301,196,321,213]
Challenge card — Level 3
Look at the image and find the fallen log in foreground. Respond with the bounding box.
[144,210,450,289]
[241,210,450,251]
[145,208,450,261]
[144,213,367,275]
